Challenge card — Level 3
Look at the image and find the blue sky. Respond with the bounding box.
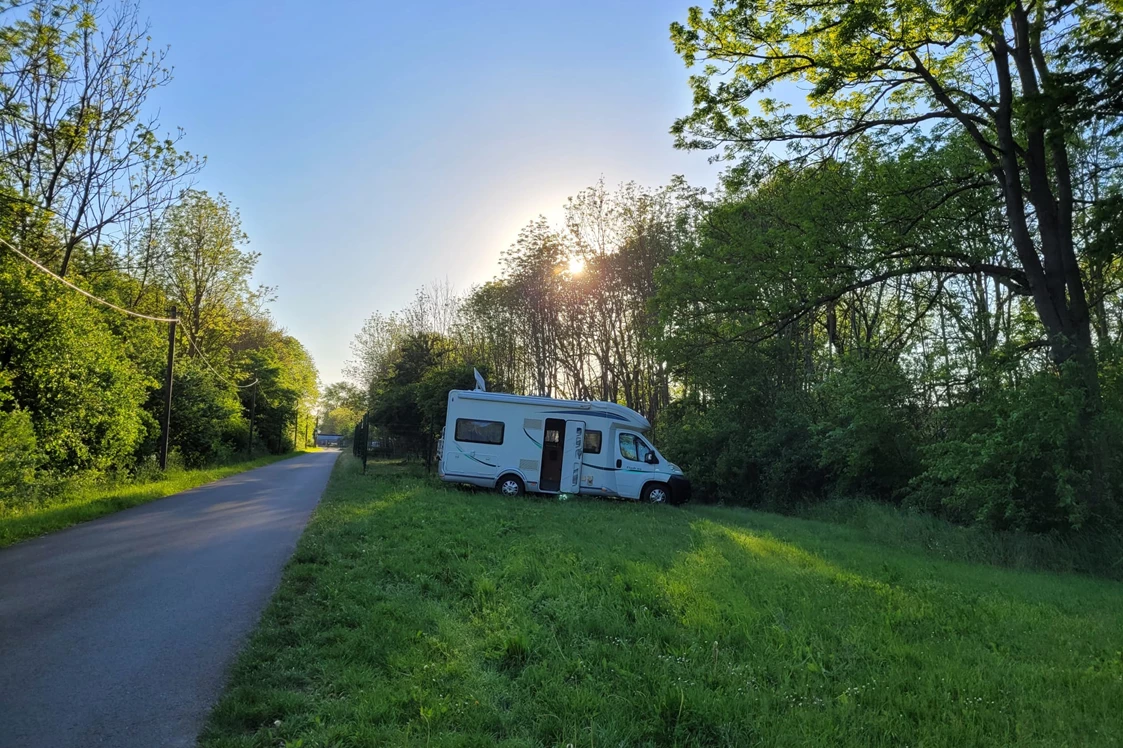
[141,0,721,384]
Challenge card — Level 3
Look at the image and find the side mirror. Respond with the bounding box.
[645,453,658,465]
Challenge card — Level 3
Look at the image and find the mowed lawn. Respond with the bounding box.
[202,456,1123,747]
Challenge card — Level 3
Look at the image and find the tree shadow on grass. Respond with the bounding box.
[202,457,1123,748]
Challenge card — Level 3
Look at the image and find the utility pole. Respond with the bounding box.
[247,379,257,457]
[159,306,177,470]
[293,411,299,450]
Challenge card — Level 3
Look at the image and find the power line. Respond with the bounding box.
[2,236,258,391]
[2,235,179,469]
[4,233,274,465]
[183,331,259,390]
[0,237,176,323]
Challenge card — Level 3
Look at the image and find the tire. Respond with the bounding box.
[642,482,670,504]
[496,474,525,497]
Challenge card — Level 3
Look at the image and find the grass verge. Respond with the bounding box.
[0,450,312,547]
[202,456,1123,747]
[804,498,1123,581]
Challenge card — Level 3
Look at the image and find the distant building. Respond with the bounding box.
[315,433,343,447]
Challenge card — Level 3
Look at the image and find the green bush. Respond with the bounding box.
[657,359,920,510]
[657,390,826,508]
[748,400,824,508]
[157,362,245,467]
[0,406,42,505]
[909,365,1120,532]
[656,396,736,503]
[0,260,150,476]
[814,358,920,502]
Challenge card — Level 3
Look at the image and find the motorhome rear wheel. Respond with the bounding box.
[497,475,525,497]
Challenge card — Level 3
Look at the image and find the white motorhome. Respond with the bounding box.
[438,389,691,504]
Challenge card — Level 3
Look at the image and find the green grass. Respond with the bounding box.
[0,450,312,547]
[202,456,1123,747]
[805,498,1123,581]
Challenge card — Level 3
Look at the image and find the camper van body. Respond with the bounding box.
[438,390,690,504]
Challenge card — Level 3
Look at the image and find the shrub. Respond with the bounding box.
[814,358,921,502]
[0,406,42,505]
[0,260,149,476]
[163,362,245,467]
[908,365,1120,532]
[657,360,920,510]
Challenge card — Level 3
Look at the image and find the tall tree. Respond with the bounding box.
[344,310,408,404]
[240,334,318,454]
[499,218,566,397]
[318,381,365,436]
[670,0,1123,379]
[0,0,201,276]
[159,190,260,358]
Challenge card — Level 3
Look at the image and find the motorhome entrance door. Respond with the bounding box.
[560,420,585,494]
[539,418,566,492]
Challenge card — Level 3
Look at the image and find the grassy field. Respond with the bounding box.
[202,456,1123,747]
[0,450,313,547]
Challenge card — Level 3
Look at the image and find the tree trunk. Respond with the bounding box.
[990,15,1107,505]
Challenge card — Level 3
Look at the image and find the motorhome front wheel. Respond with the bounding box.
[643,483,669,504]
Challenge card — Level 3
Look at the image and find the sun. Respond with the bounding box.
[567,256,585,275]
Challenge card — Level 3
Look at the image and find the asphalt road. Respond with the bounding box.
[0,449,339,748]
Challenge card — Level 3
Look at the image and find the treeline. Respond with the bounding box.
[345,0,1123,535]
[339,180,696,461]
[0,1,317,504]
[658,0,1123,534]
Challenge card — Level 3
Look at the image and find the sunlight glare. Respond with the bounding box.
[568,256,585,276]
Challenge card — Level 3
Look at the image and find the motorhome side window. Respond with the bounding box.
[619,433,639,461]
[583,430,602,454]
[454,418,504,445]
